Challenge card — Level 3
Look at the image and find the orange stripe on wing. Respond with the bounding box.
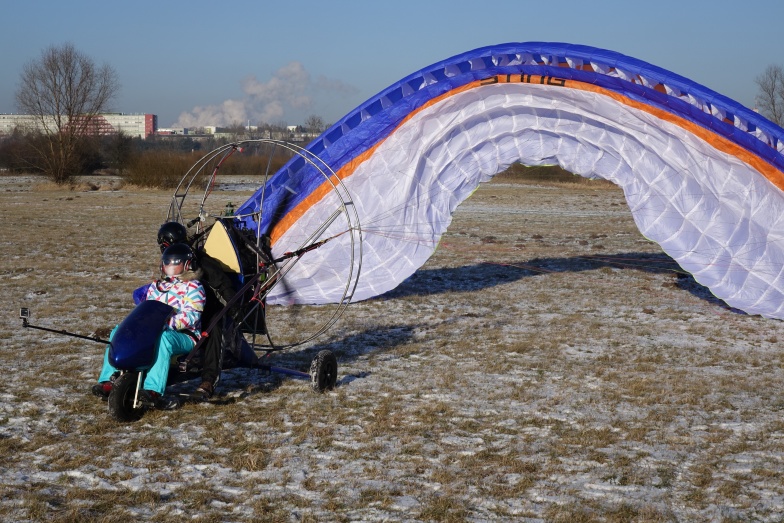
[566,81,784,192]
[270,76,784,245]
[269,81,483,245]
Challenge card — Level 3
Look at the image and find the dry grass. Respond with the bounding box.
[125,151,200,188]
[1,174,784,521]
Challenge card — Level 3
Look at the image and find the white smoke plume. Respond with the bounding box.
[174,62,357,129]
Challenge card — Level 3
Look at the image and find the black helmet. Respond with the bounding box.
[161,243,196,277]
[157,222,188,252]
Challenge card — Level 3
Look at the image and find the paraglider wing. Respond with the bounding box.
[236,42,784,319]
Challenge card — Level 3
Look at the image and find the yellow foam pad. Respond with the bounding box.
[203,221,241,274]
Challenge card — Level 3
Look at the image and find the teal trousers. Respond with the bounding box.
[98,327,194,395]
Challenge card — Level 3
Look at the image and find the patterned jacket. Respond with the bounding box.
[145,268,206,338]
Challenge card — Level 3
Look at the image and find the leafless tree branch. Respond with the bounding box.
[15,43,119,183]
[755,64,784,127]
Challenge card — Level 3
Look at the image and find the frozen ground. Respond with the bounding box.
[0,174,783,522]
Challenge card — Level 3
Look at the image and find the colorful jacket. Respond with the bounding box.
[144,268,206,337]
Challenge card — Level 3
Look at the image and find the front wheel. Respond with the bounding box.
[108,372,147,422]
[309,350,338,393]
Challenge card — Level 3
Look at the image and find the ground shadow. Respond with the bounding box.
[193,323,418,399]
[381,251,741,313]
[173,252,742,401]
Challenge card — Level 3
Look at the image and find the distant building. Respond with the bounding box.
[157,127,188,135]
[0,114,37,135]
[0,113,157,139]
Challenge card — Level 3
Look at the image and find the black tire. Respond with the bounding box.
[309,350,338,393]
[108,372,147,422]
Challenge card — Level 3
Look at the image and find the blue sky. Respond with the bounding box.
[1,0,782,128]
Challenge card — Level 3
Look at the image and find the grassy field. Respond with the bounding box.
[0,173,783,522]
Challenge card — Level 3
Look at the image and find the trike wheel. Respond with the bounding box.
[108,372,147,422]
[309,350,338,393]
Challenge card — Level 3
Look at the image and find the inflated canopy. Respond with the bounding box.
[236,42,784,319]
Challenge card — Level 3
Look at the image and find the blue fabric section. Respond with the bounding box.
[132,283,150,305]
[236,42,784,233]
[108,300,174,370]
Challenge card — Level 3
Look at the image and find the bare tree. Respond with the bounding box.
[225,121,249,141]
[304,114,326,134]
[15,43,120,183]
[755,65,784,127]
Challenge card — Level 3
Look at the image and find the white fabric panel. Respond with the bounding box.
[269,83,784,319]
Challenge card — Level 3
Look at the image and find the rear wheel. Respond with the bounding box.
[309,350,338,393]
[108,372,147,422]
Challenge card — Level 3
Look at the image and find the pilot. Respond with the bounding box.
[93,243,206,410]
[156,221,238,400]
